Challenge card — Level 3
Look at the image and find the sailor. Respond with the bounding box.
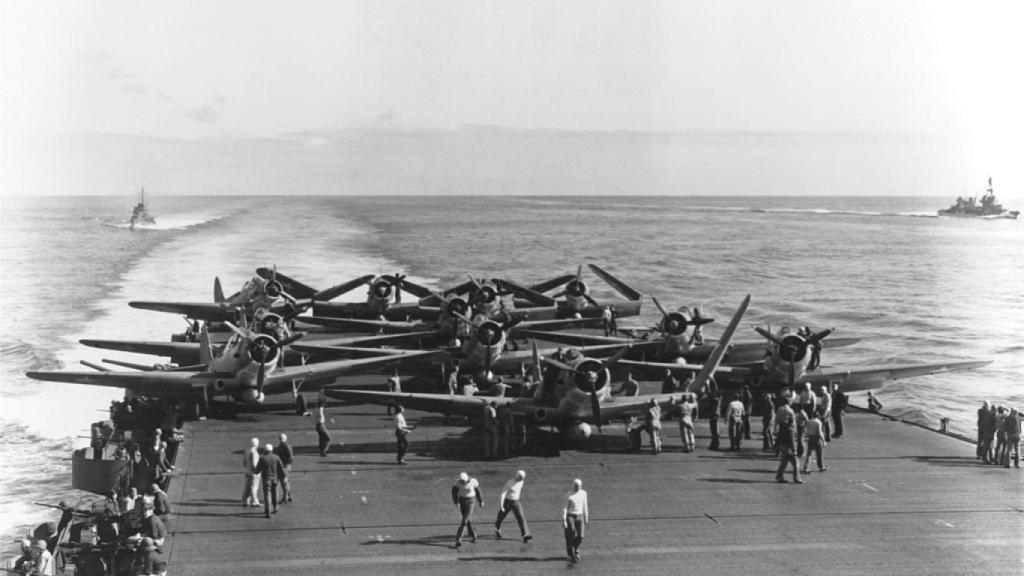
[394,405,412,465]
[758,392,775,451]
[562,479,589,562]
[494,470,532,542]
[660,369,679,394]
[691,307,705,345]
[256,443,286,518]
[644,399,662,454]
[242,437,261,507]
[1002,407,1020,468]
[447,364,460,395]
[275,433,294,502]
[816,385,832,441]
[601,306,613,337]
[831,383,848,438]
[802,412,828,473]
[28,539,54,576]
[741,385,753,440]
[806,326,822,370]
[139,503,166,546]
[867,391,883,414]
[497,403,513,458]
[775,404,803,484]
[483,402,499,459]
[708,393,722,451]
[315,393,333,457]
[726,395,745,451]
[614,372,640,396]
[150,483,172,522]
[676,394,698,452]
[386,370,401,415]
[451,472,484,548]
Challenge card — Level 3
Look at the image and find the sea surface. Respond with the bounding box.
[0,194,1022,543]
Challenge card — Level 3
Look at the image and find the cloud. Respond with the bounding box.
[186,106,220,124]
[123,79,148,95]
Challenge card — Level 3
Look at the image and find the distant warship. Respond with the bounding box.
[938,177,1019,219]
[129,187,157,229]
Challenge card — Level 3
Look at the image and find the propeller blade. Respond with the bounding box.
[575,264,583,282]
[604,344,633,368]
[789,362,796,388]
[277,332,306,347]
[804,328,834,347]
[584,294,601,309]
[223,321,248,340]
[466,273,483,290]
[257,359,266,398]
[540,356,576,372]
[755,326,785,347]
[531,340,542,382]
[651,295,670,319]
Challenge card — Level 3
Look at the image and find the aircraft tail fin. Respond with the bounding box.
[588,264,642,301]
[199,324,213,365]
[214,277,225,303]
[689,294,750,392]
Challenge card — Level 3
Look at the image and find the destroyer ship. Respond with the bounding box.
[129,188,157,230]
[938,177,1019,219]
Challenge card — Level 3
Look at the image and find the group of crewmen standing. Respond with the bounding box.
[627,380,851,484]
[976,402,1022,468]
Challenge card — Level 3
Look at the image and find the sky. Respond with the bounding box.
[1,0,1023,195]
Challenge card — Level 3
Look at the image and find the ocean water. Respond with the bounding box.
[0,194,1021,543]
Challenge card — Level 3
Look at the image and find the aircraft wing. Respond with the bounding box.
[494,279,557,306]
[255,268,319,299]
[80,339,200,359]
[25,369,214,399]
[616,358,748,376]
[804,360,992,392]
[314,275,376,302]
[515,329,635,347]
[529,274,575,294]
[323,389,527,421]
[128,301,236,321]
[263,350,444,393]
[587,264,642,300]
[296,331,449,349]
[596,393,688,422]
[298,316,427,334]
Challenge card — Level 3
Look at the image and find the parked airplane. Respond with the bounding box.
[27,320,438,414]
[324,295,750,442]
[616,323,990,392]
[493,263,643,320]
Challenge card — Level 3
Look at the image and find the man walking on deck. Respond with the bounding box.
[831,383,847,438]
[494,470,532,542]
[452,472,484,548]
[775,402,802,484]
[315,393,332,457]
[562,478,589,562]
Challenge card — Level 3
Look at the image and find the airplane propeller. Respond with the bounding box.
[755,326,833,368]
[540,345,631,433]
[651,296,715,337]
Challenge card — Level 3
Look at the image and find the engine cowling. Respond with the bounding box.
[777,334,808,364]
[475,321,504,347]
[571,359,609,393]
[565,279,588,298]
[265,279,284,298]
[247,334,280,365]
[569,422,592,439]
[239,388,266,404]
[371,280,393,300]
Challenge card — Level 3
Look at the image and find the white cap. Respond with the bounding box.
[264,443,274,452]
[459,472,469,483]
[515,470,526,480]
[573,478,582,488]
[250,437,259,447]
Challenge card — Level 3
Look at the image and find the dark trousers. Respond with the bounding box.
[262,481,278,517]
[316,423,332,457]
[762,416,774,451]
[803,440,824,470]
[455,498,477,543]
[396,431,409,462]
[709,417,720,450]
[495,498,528,537]
[564,514,584,557]
[832,410,844,437]
[776,450,801,482]
[728,419,743,449]
[742,413,751,439]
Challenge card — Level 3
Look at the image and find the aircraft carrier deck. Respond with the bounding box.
[161,401,1023,575]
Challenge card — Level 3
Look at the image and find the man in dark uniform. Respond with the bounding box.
[831,383,847,438]
[660,369,679,394]
[708,393,722,451]
[275,433,294,503]
[256,443,286,518]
